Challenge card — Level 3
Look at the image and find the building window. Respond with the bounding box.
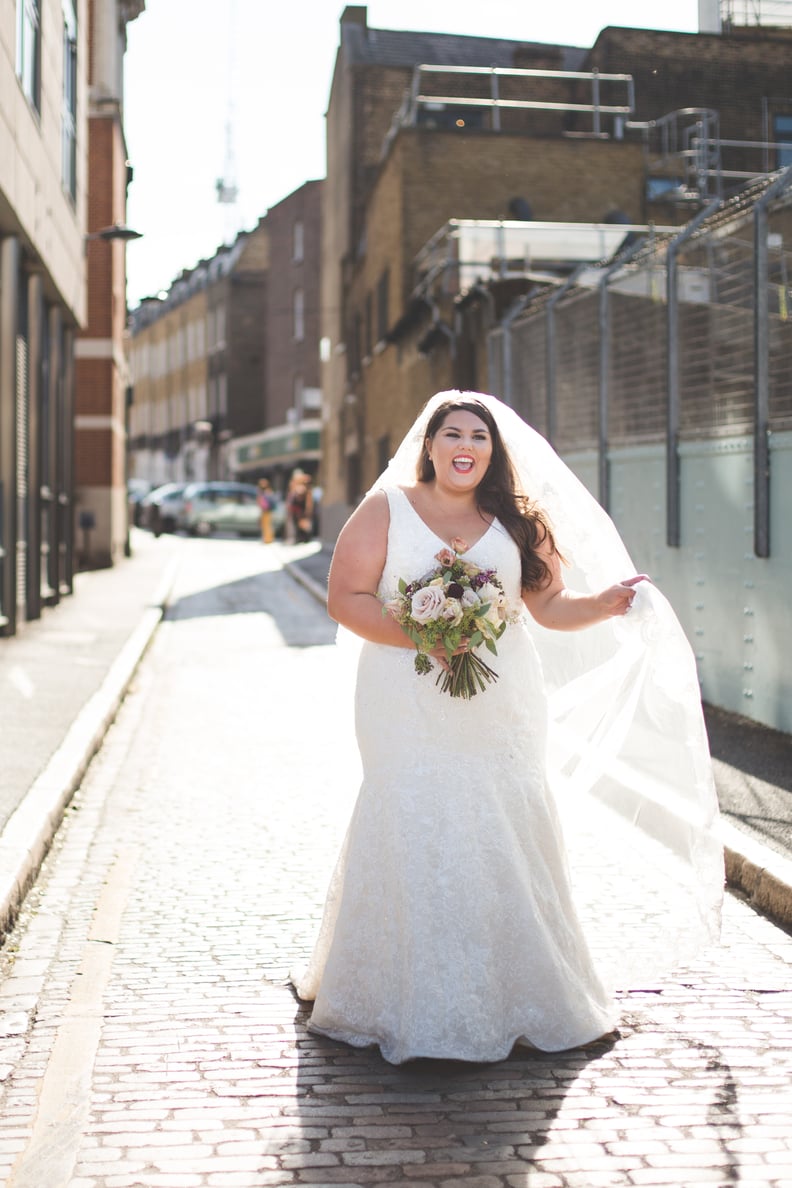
[348,311,362,378]
[774,114,792,168]
[17,0,41,111]
[293,288,305,341]
[293,373,304,419]
[62,0,77,200]
[376,268,390,343]
[646,176,683,201]
[293,220,304,262]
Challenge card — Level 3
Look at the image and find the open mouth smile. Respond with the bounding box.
[452,455,474,473]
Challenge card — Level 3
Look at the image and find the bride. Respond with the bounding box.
[293,391,723,1065]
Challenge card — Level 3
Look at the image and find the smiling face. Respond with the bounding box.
[425,409,493,492]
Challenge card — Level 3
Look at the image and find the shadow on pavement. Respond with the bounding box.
[705,702,792,858]
[705,703,792,793]
[163,569,337,649]
[291,998,572,1171]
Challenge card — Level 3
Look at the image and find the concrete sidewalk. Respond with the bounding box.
[0,529,180,939]
[0,531,791,950]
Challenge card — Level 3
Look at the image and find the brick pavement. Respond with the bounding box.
[0,538,791,1187]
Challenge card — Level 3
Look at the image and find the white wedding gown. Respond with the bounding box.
[294,487,619,1063]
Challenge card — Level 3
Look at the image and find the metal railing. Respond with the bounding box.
[381,63,635,158]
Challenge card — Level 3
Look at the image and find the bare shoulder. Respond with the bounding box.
[341,489,390,538]
[333,490,390,562]
[329,490,390,596]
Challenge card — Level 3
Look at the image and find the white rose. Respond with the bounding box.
[411,585,446,623]
[439,598,463,626]
[476,583,505,629]
[478,582,503,607]
[461,588,480,608]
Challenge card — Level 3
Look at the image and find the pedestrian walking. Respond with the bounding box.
[293,390,723,1065]
[286,470,314,543]
[256,478,276,544]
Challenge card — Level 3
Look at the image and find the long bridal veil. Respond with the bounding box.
[368,389,723,989]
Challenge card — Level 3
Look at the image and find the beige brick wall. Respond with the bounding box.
[323,126,645,508]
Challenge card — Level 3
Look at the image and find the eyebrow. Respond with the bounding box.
[441,423,490,434]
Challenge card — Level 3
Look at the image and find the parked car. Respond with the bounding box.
[140,482,190,535]
[127,478,153,527]
[181,481,277,538]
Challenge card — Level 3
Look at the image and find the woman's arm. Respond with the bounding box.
[326,492,417,648]
[522,534,646,630]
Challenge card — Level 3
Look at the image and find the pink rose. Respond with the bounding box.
[450,536,470,554]
[434,548,456,568]
[382,597,403,620]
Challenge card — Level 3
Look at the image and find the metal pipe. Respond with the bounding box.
[490,68,500,132]
[665,199,721,548]
[0,236,20,633]
[26,269,43,622]
[753,163,792,558]
[592,69,601,137]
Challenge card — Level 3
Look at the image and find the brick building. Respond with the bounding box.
[129,224,268,485]
[74,0,144,569]
[319,5,792,538]
[131,180,324,499]
[229,180,323,491]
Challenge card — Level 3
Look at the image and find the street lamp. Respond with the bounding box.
[86,223,143,243]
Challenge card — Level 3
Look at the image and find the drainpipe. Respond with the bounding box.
[753,163,792,559]
[666,198,721,547]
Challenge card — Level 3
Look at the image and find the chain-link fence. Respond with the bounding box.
[488,167,792,557]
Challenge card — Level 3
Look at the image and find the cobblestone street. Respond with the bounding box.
[0,539,791,1188]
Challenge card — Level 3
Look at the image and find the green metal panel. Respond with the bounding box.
[564,433,792,732]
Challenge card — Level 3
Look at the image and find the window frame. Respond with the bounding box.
[17,0,42,113]
[61,0,78,201]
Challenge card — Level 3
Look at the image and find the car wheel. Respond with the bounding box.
[196,520,212,536]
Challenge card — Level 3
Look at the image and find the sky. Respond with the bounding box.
[123,0,701,308]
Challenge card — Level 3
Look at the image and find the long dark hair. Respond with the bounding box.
[417,396,560,591]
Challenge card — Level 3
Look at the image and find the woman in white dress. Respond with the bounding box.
[294,391,723,1065]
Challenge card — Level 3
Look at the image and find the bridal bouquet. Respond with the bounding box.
[383,540,515,699]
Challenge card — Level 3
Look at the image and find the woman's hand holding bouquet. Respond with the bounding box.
[383,541,517,699]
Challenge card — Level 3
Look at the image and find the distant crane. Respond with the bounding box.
[216,0,241,243]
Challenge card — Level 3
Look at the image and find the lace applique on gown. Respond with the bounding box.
[294,487,617,1064]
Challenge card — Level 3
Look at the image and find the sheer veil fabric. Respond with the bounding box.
[295,390,723,1061]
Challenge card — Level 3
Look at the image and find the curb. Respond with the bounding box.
[722,819,792,929]
[283,560,328,607]
[284,558,792,933]
[0,557,180,942]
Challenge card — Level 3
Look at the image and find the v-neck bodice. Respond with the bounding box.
[396,486,496,552]
[377,486,521,603]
